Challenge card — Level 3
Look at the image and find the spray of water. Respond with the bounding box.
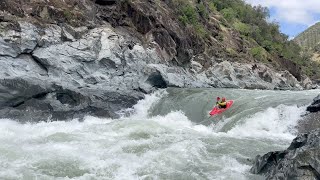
[0,89,315,180]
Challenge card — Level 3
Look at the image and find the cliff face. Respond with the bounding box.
[0,0,314,121]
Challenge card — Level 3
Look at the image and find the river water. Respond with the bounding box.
[0,88,319,180]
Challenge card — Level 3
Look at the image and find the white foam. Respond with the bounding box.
[216,156,251,180]
[226,105,304,140]
[0,89,311,179]
[127,89,167,119]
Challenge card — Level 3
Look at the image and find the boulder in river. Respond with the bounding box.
[251,128,320,180]
[307,94,320,113]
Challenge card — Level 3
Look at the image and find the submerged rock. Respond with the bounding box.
[251,129,320,180]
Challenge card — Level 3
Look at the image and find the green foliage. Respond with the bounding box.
[179,4,198,25]
[209,0,318,76]
[173,0,318,77]
[208,2,217,12]
[221,8,236,22]
[233,22,251,36]
[294,22,320,50]
[226,47,237,56]
[197,4,209,19]
[175,1,209,38]
[63,10,72,21]
[194,24,208,38]
[250,47,267,61]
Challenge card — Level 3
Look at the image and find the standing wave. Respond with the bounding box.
[0,89,318,179]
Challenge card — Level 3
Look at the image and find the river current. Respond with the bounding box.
[0,88,319,180]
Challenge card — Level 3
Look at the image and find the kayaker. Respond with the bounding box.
[215,97,221,106]
[216,97,227,109]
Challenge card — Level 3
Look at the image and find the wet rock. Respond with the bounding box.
[251,129,320,180]
[298,112,320,133]
[307,94,320,113]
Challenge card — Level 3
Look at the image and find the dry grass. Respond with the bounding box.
[312,53,320,63]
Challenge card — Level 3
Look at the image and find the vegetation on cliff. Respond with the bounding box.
[294,22,320,50]
[1,0,318,81]
[172,0,319,80]
[294,22,320,80]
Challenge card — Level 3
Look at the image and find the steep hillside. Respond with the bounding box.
[0,0,316,121]
[294,22,320,80]
[294,22,320,50]
[0,0,307,79]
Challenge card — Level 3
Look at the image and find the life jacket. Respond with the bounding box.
[218,101,227,108]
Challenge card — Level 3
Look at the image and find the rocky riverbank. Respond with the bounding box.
[0,0,317,122]
[0,21,312,122]
[251,95,320,179]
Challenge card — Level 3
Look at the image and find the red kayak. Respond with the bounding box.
[209,100,234,116]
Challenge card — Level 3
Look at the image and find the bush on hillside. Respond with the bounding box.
[250,47,267,61]
[234,21,251,36]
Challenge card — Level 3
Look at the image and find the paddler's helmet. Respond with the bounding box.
[217,97,220,101]
[222,97,226,101]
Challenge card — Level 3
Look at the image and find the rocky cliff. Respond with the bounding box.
[0,0,314,121]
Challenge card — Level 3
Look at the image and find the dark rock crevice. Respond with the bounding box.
[28,53,49,73]
[146,72,167,88]
[8,91,52,108]
[95,0,116,6]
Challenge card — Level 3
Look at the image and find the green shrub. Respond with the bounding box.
[179,4,198,25]
[197,4,209,19]
[233,22,251,36]
[221,8,236,22]
[208,2,217,12]
[250,47,267,60]
[194,24,208,38]
[226,47,237,56]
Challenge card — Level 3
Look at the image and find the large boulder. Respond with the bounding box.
[307,94,320,113]
[251,129,320,180]
[0,22,165,122]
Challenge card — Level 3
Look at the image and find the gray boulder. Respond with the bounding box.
[307,94,320,113]
[251,129,320,180]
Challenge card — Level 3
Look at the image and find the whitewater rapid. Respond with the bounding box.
[0,88,318,180]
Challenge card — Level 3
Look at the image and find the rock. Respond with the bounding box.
[0,25,165,122]
[0,19,314,122]
[307,94,320,113]
[0,22,39,57]
[298,112,320,133]
[301,75,313,90]
[251,129,320,180]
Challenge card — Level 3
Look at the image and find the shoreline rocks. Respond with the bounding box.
[250,128,320,180]
[0,21,316,122]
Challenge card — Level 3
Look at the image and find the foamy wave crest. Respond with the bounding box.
[226,104,305,140]
[117,89,167,118]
